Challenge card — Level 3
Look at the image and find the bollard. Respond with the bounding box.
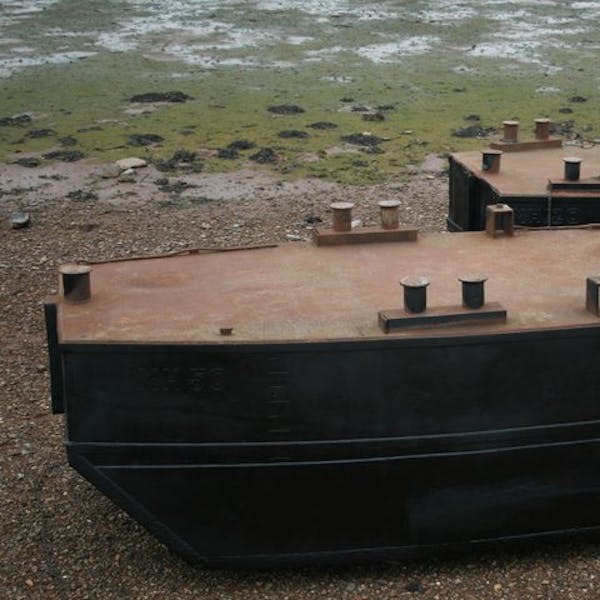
[502,120,519,143]
[400,276,430,314]
[378,200,401,229]
[59,264,92,303]
[330,202,354,232]
[481,150,502,173]
[534,118,550,140]
[458,274,487,309]
[563,157,582,181]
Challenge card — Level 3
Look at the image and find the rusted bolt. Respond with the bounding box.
[502,120,519,143]
[458,274,487,309]
[563,156,582,181]
[59,264,92,303]
[400,276,430,314]
[219,327,233,336]
[481,150,502,173]
[534,118,550,140]
[330,201,354,232]
[378,200,401,229]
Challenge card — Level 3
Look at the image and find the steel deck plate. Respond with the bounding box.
[452,146,600,198]
[58,229,600,343]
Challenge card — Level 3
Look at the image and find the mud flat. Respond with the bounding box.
[0,0,599,184]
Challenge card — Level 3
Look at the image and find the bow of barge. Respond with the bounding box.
[45,226,600,566]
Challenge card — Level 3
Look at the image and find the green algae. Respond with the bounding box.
[1,3,599,185]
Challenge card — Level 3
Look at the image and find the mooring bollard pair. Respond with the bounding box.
[481,151,583,181]
[330,200,401,232]
[500,118,551,144]
[400,275,488,314]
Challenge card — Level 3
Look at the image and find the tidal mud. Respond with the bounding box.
[0,1,599,184]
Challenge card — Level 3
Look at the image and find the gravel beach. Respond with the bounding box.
[1,161,600,599]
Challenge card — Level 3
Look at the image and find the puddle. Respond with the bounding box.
[355,37,439,63]
[2,0,596,77]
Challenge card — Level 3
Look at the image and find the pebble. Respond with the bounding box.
[100,163,121,178]
[118,168,136,183]
[9,211,30,229]
[116,157,148,170]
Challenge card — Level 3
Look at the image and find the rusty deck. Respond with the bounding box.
[58,229,600,343]
[452,146,600,198]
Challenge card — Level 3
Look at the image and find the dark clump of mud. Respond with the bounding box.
[59,135,78,146]
[351,106,369,112]
[304,214,322,224]
[128,133,164,147]
[363,112,385,122]
[569,96,587,103]
[250,147,277,163]
[558,107,574,114]
[376,105,395,111]
[217,139,259,158]
[307,122,337,130]
[12,157,41,168]
[171,149,197,162]
[155,178,196,194]
[278,130,309,139]
[129,91,192,103]
[0,114,32,127]
[464,114,481,122]
[451,125,496,138]
[227,139,255,151]
[217,147,239,159]
[43,150,85,162]
[66,189,98,202]
[549,120,579,139]
[77,125,102,133]
[361,146,384,155]
[341,133,383,146]
[339,97,354,103]
[39,173,68,181]
[267,104,305,115]
[25,129,56,139]
[153,149,203,173]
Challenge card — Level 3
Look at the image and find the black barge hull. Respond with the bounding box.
[50,323,600,566]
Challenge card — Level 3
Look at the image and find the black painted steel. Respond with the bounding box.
[44,301,64,413]
[448,156,600,231]
[49,320,600,565]
[459,276,487,309]
[400,276,430,313]
[564,157,582,182]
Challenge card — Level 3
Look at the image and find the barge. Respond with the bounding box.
[45,204,600,566]
[449,119,600,231]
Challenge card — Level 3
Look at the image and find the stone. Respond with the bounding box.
[100,163,121,178]
[116,157,147,170]
[9,211,30,229]
[118,168,136,183]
